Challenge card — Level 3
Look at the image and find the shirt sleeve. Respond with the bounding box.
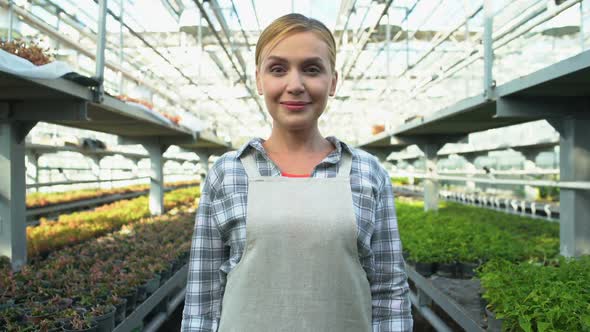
[181,164,225,332]
[371,165,413,332]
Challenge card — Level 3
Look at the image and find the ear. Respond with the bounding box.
[255,68,263,95]
[329,71,338,97]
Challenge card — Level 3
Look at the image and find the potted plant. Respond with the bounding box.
[26,300,59,324]
[88,304,116,332]
[105,295,127,325]
[62,310,97,332]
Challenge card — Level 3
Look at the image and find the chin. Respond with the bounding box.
[277,118,317,131]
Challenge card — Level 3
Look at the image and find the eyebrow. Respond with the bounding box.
[265,56,325,65]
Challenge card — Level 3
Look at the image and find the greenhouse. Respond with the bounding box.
[0,0,589,331]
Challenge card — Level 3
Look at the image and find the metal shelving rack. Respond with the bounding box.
[113,265,189,332]
[0,0,231,271]
[359,49,590,257]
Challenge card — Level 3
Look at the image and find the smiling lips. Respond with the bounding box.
[280,101,311,111]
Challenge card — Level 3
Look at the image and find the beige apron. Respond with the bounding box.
[218,150,372,332]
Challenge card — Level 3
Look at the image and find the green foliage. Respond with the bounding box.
[391,176,410,186]
[396,199,559,264]
[26,186,200,257]
[478,257,590,332]
[395,193,588,331]
[538,186,560,201]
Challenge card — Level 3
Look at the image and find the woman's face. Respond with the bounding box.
[256,31,337,132]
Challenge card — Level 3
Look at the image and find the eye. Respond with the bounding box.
[304,66,322,75]
[269,65,286,73]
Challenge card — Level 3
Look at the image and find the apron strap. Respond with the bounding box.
[337,150,353,178]
[240,151,261,179]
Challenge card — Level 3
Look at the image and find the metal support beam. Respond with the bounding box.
[361,147,390,163]
[25,151,40,192]
[196,151,211,183]
[418,143,443,211]
[483,0,495,98]
[496,96,588,119]
[143,143,169,216]
[521,154,540,201]
[94,0,108,103]
[7,0,13,41]
[548,117,590,257]
[88,155,102,184]
[0,120,28,271]
[7,101,89,121]
[463,156,478,193]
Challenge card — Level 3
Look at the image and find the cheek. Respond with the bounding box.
[307,78,332,98]
[260,78,283,98]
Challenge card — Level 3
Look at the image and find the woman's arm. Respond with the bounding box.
[181,166,225,332]
[370,166,413,332]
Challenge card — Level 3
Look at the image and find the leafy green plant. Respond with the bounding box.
[478,257,590,331]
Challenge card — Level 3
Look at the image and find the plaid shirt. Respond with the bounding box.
[182,136,412,332]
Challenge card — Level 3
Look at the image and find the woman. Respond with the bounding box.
[181,13,412,332]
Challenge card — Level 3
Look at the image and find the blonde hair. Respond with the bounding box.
[255,13,337,73]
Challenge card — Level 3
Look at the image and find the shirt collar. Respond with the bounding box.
[235,136,352,165]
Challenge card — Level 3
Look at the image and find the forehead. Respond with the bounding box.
[261,31,331,64]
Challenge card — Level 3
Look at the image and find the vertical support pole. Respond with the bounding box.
[0,122,27,271]
[580,1,585,50]
[55,10,61,50]
[94,0,108,102]
[551,117,590,257]
[7,0,14,41]
[26,152,40,193]
[118,0,125,94]
[463,155,478,193]
[420,143,442,212]
[386,12,391,79]
[405,7,410,69]
[483,0,494,98]
[129,157,140,180]
[522,151,540,201]
[197,7,203,82]
[464,13,471,96]
[88,156,101,188]
[196,151,211,184]
[144,144,168,216]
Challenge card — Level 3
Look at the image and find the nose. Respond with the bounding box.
[285,71,304,95]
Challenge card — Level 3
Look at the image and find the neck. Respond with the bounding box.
[263,125,329,154]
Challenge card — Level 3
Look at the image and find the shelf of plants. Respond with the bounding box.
[0,186,200,332]
[393,183,559,221]
[26,180,200,223]
[395,195,589,331]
